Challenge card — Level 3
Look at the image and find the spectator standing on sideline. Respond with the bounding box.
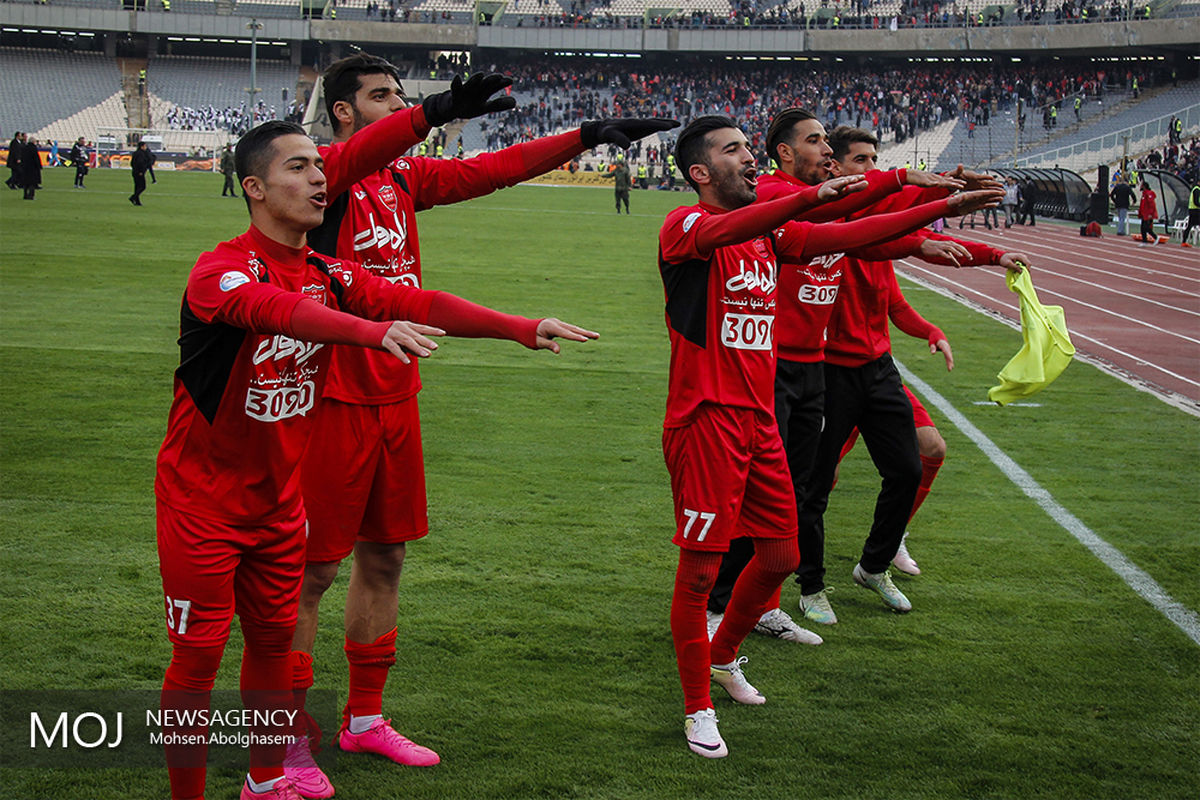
[1109,174,1136,236]
[70,137,90,188]
[6,132,24,190]
[1138,180,1158,242]
[1019,179,1037,225]
[1003,177,1020,227]
[221,144,238,197]
[20,136,41,200]
[131,142,154,205]
[1181,180,1199,247]
[606,154,632,213]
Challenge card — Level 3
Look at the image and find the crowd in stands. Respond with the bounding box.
[162,99,306,133]
[1137,118,1199,185]
[476,56,1145,158]
[458,0,1168,29]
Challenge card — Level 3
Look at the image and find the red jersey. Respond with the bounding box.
[658,203,814,426]
[154,226,435,525]
[825,262,943,367]
[311,124,586,405]
[826,186,1000,367]
[1139,187,1157,220]
[758,168,911,364]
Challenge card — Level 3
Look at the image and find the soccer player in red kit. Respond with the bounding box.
[822,126,1028,586]
[155,121,595,800]
[289,53,670,794]
[659,116,999,758]
[705,107,973,639]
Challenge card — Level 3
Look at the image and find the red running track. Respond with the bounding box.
[895,219,1200,415]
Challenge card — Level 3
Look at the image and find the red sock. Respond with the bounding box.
[290,650,319,743]
[343,628,397,724]
[711,538,799,665]
[241,618,294,786]
[669,550,721,715]
[909,454,943,522]
[161,642,225,800]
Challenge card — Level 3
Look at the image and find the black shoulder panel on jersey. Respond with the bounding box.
[307,256,346,308]
[176,294,248,425]
[308,190,350,258]
[390,168,410,196]
[660,255,711,349]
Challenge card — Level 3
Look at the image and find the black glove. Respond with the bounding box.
[580,118,681,149]
[422,72,516,127]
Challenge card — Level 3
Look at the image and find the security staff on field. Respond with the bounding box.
[605,154,631,214]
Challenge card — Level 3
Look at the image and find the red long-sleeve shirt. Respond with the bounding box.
[312,118,589,404]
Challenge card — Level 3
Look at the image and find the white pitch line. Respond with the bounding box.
[896,360,1200,648]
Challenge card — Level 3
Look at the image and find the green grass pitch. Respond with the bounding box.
[1,168,1197,799]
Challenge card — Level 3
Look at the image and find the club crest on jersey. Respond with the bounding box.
[301,283,327,305]
[377,185,398,213]
[752,238,771,259]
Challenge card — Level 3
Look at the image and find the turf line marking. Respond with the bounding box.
[896,360,1200,648]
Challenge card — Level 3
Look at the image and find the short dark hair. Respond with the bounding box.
[323,53,404,135]
[766,107,817,168]
[675,115,740,192]
[235,121,308,210]
[827,126,878,162]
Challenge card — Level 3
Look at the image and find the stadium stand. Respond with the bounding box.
[0,47,124,138]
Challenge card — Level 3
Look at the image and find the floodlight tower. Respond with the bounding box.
[246,19,263,123]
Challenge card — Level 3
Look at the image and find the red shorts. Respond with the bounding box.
[841,384,936,460]
[904,385,935,429]
[156,499,305,648]
[662,404,798,553]
[300,396,428,564]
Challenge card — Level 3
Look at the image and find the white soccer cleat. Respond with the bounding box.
[852,563,913,613]
[753,607,823,645]
[892,532,921,576]
[710,656,765,705]
[684,708,728,758]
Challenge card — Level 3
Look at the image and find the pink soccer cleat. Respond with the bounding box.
[240,777,304,800]
[338,718,440,767]
[283,736,335,799]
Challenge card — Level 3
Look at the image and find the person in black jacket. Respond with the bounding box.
[6,132,23,190]
[130,141,154,205]
[69,137,90,188]
[21,137,42,200]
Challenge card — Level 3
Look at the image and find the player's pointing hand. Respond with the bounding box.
[422,72,516,126]
[946,188,1006,215]
[919,238,972,267]
[905,170,966,191]
[534,318,600,353]
[380,321,445,363]
[581,118,681,150]
[816,174,867,200]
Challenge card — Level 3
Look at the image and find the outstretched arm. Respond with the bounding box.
[685,176,865,257]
